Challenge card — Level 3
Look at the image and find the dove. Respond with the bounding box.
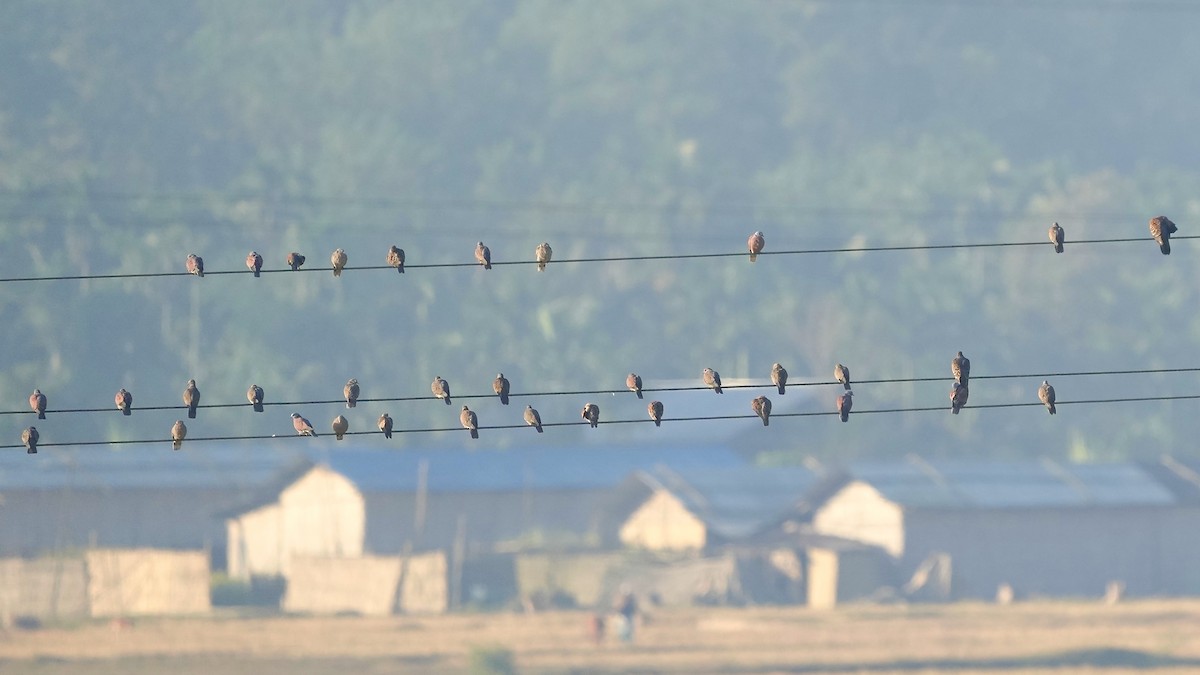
[287,252,306,271]
[186,253,204,277]
[834,363,851,391]
[183,379,200,419]
[582,403,600,428]
[247,384,264,413]
[535,242,552,271]
[475,241,492,270]
[1038,380,1056,415]
[748,231,765,262]
[950,382,969,415]
[771,363,788,396]
[524,405,543,433]
[836,390,853,422]
[292,412,317,436]
[460,405,479,439]
[702,368,723,394]
[386,245,405,273]
[29,389,46,419]
[331,248,347,277]
[751,395,772,427]
[1149,216,1178,255]
[344,378,360,408]
[626,373,643,399]
[952,351,970,387]
[115,388,133,416]
[171,420,187,451]
[432,376,451,405]
[378,413,393,439]
[332,414,349,441]
[21,426,38,454]
[493,374,510,405]
[1049,223,1064,254]
[647,400,664,427]
[246,251,263,277]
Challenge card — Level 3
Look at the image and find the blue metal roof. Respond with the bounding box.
[644,465,820,538]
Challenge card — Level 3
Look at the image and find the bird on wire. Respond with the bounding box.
[751,395,772,427]
[344,379,360,408]
[1149,216,1178,255]
[186,253,204,277]
[29,389,46,419]
[292,412,317,436]
[703,368,723,394]
[747,231,765,262]
[460,405,479,439]
[21,426,38,454]
[332,415,349,441]
[432,376,451,405]
[524,405,543,433]
[950,382,969,415]
[115,388,132,416]
[952,351,971,387]
[171,420,187,451]
[493,374,510,405]
[378,413,393,439]
[582,403,600,429]
[771,363,788,395]
[1049,223,1064,254]
[475,241,492,270]
[331,248,348,277]
[535,242,552,271]
[837,390,853,422]
[1038,380,1057,415]
[626,373,643,399]
[647,400,664,427]
[386,245,405,273]
[287,252,306,271]
[247,384,264,413]
[246,251,263,277]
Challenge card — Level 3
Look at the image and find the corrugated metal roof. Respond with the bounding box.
[644,465,819,539]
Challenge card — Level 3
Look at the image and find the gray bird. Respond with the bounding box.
[460,405,479,439]
[246,251,263,277]
[950,382,969,415]
[493,373,510,405]
[1049,223,1064,254]
[378,413,393,439]
[247,384,264,413]
[291,412,317,436]
[331,248,348,277]
[535,242,552,271]
[771,363,788,396]
[1038,380,1056,415]
[186,253,204,277]
[952,351,970,387]
[702,368,723,394]
[287,252,306,271]
[751,395,772,427]
[21,426,38,454]
[171,420,187,451]
[116,388,133,416]
[648,400,664,427]
[475,241,492,270]
[582,402,600,428]
[386,245,405,273]
[524,405,543,433]
[834,363,851,391]
[344,378,360,408]
[1149,216,1178,255]
[183,379,200,419]
[837,390,853,422]
[332,414,349,441]
[627,373,643,399]
[747,231,765,262]
[432,376,451,405]
[29,389,46,419]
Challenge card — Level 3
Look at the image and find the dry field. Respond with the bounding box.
[1,599,1199,674]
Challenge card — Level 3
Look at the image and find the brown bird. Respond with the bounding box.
[747,231,765,262]
[386,245,405,274]
[331,248,348,277]
[475,241,492,269]
[535,242,552,271]
[332,414,349,441]
[702,368,723,394]
[834,363,851,391]
[460,405,479,439]
[183,379,200,419]
[344,378,360,408]
[247,385,264,413]
[751,395,772,427]
[115,388,133,416]
[186,253,204,277]
[21,426,38,454]
[647,400,664,427]
[1038,380,1056,415]
[950,382,969,415]
[626,373,643,399]
[246,251,263,277]
[771,363,788,395]
[291,412,317,436]
[836,390,853,422]
[582,403,600,428]
[287,252,306,271]
[952,351,970,387]
[378,413,393,439]
[524,405,543,433]
[29,389,46,419]
[493,373,510,405]
[1049,223,1064,254]
[432,376,451,405]
[1149,216,1178,255]
[171,420,187,451]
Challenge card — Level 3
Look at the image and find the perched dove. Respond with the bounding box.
[952,351,971,387]
[115,388,133,416]
[460,405,479,439]
[386,245,405,273]
[287,252,306,271]
[183,379,200,419]
[836,390,854,422]
[475,241,492,270]
[950,382,969,415]
[332,414,349,441]
[747,231,765,262]
[344,378,360,408]
[171,420,187,451]
[378,413,393,439]
[702,368,723,394]
[493,373,511,405]
[246,251,263,277]
[1049,223,1064,254]
[331,248,347,277]
[186,253,204,277]
[751,395,772,427]
[835,363,851,391]
[291,412,317,436]
[582,403,600,428]
[29,389,46,419]
[21,426,38,454]
[771,363,788,396]
[432,376,451,405]
[247,384,264,413]
[1038,380,1057,415]
[524,405,543,433]
[535,242,552,271]
[626,373,643,399]
[648,400,664,427]
[1149,216,1178,255]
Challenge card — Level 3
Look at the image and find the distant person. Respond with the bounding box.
[612,586,638,643]
[588,613,606,646]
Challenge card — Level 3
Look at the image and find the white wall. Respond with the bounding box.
[812,481,905,558]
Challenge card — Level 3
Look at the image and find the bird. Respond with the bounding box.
[171,420,187,451]
[29,389,46,419]
[460,405,479,439]
[432,376,451,405]
[626,373,643,399]
[186,253,204,277]
[115,388,133,416]
[747,231,765,262]
[246,251,263,277]
[183,379,200,419]
[332,414,349,441]
[647,400,664,427]
[378,413,393,439]
[492,374,510,405]
[524,405,543,433]
[1038,380,1057,415]
[702,368,723,394]
[582,403,600,428]
[771,363,788,395]
[386,245,405,273]
[950,382,969,415]
[21,426,38,454]
[1049,223,1064,254]
[836,390,853,422]
[287,252,306,271]
[952,351,970,387]
[247,384,264,413]
[331,248,347,277]
[1149,216,1178,255]
[535,242,552,271]
[834,363,851,391]
[751,395,772,427]
[344,378,360,408]
[475,241,492,269]
[291,412,317,436]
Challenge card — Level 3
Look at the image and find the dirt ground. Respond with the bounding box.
[1,599,1199,674]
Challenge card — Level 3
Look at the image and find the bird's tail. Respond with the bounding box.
[333,268,341,277]
[444,396,451,405]
[777,384,785,395]
[173,440,182,451]
[840,412,849,422]
[253,269,260,278]
[188,407,197,419]
[538,262,546,272]
[653,419,661,427]
[336,432,344,441]
[1049,404,1056,415]
[762,416,769,427]
[1055,242,1064,254]
[952,406,960,415]
[636,390,643,399]
[123,407,132,416]
[500,394,509,405]
[715,385,723,394]
[1161,240,1171,255]
[27,446,36,454]
[535,424,543,433]
[843,382,851,391]
[347,401,356,408]
[470,428,479,439]
[397,264,404,274]
[384,430,392,439]
[749,252,758,263]
[253,402,263,413]
[38,411,45,420]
